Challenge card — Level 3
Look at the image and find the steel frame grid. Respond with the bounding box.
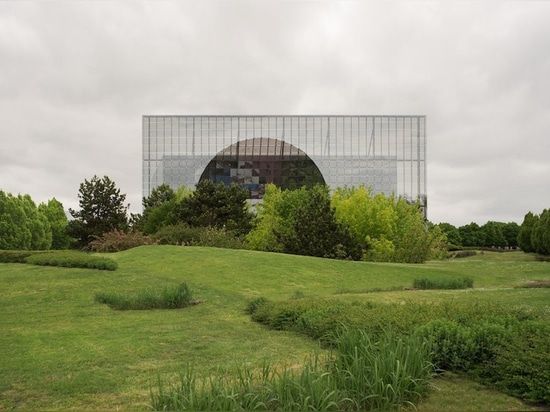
[143,115,427,215]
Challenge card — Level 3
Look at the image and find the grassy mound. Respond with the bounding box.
[1,246,548,410]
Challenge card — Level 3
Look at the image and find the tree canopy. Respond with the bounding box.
[67,175,129,248]
[247,184,445,263]
[0,190,54,250]
[178,180,253,236]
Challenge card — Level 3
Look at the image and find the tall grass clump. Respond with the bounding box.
[94,282,193,310]
[151,327,433,411]
[413,276,473,290]
[330,326,433,410]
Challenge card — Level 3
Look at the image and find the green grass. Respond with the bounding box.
[1,247,549,410]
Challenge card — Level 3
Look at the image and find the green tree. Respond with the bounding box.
[531,209,550,256]
[142,201,181,235]
[518,212,538,253]
[481,221,507,248]
[331,186,445,263]
[437,222,462,247]
[458,222,486,248]
[502,222,520,249]
[246,184,287,252]
[246,184,313,253]
[0,190,31,249]
[38,198,70,249]
[178,180,253,236]
[68,175,129,248]
[138,183,179,234]
[143,183,176,212]
[332,186,398,262]
[393,198,432,263]
[19,194,51,250]
[277,185,358,259]
[0,191,53,250]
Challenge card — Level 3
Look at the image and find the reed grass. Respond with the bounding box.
[413,276,473,290]
[94,282,193,310]
[150,326,433,411]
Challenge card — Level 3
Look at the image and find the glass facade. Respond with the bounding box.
[143,115,427,214]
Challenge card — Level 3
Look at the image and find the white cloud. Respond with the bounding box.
[1,0,549,226]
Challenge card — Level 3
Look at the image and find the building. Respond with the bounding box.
[142,115,427,215]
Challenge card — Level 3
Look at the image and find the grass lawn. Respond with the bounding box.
[1,247,549,410]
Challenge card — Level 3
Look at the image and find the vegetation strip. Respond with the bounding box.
[247,296,550,405]
[151,327,433,411]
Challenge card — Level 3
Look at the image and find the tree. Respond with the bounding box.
[502,222,520,249]
[481,221,507,248]
[0,190,31,249]
[277,185,358,259]
[393,198,432,263]
[19,194,51,250]
[518,212,538,253]
[38,198,70,249]
[331,186,445,263]
[531,209,550,256]
[178,180,253,236]
[68,175,129,248]
[458,223,485,248]
[437,223,462,248]
[246,184,313,253]
[137,183,178,234]
[0,191,52,250]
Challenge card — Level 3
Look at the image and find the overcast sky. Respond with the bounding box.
[1,1,549,227]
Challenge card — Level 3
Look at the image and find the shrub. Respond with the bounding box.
[519,280,550,288]
[448,250,477,259]
[412,276,473,290]
[88,229,154,252]
[0,250,35,263]
[414,319,508,372]
[244,297,269,315]
[94,282,193,310]
[485,322,550,404]
[153,224,246,249]
[153,223,202,245]
[24,251,117,271]
[195,227,248,250]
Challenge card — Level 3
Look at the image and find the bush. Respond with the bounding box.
[88,229,154,252]
[94,282,193,310]
[486,322,550,404]
[519,280,550,288]
[25,251,118,271]
[153,223,246,249]
[244,297,269,315]
[448,250,477,259]
[0,250,35,263]
[414,319,508,372]
[412,276,473,290]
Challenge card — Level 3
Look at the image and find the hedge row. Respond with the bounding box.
[0,250,117,271]
[25,252,118,271]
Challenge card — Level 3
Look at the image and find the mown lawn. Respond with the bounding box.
[1,246,548,410]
